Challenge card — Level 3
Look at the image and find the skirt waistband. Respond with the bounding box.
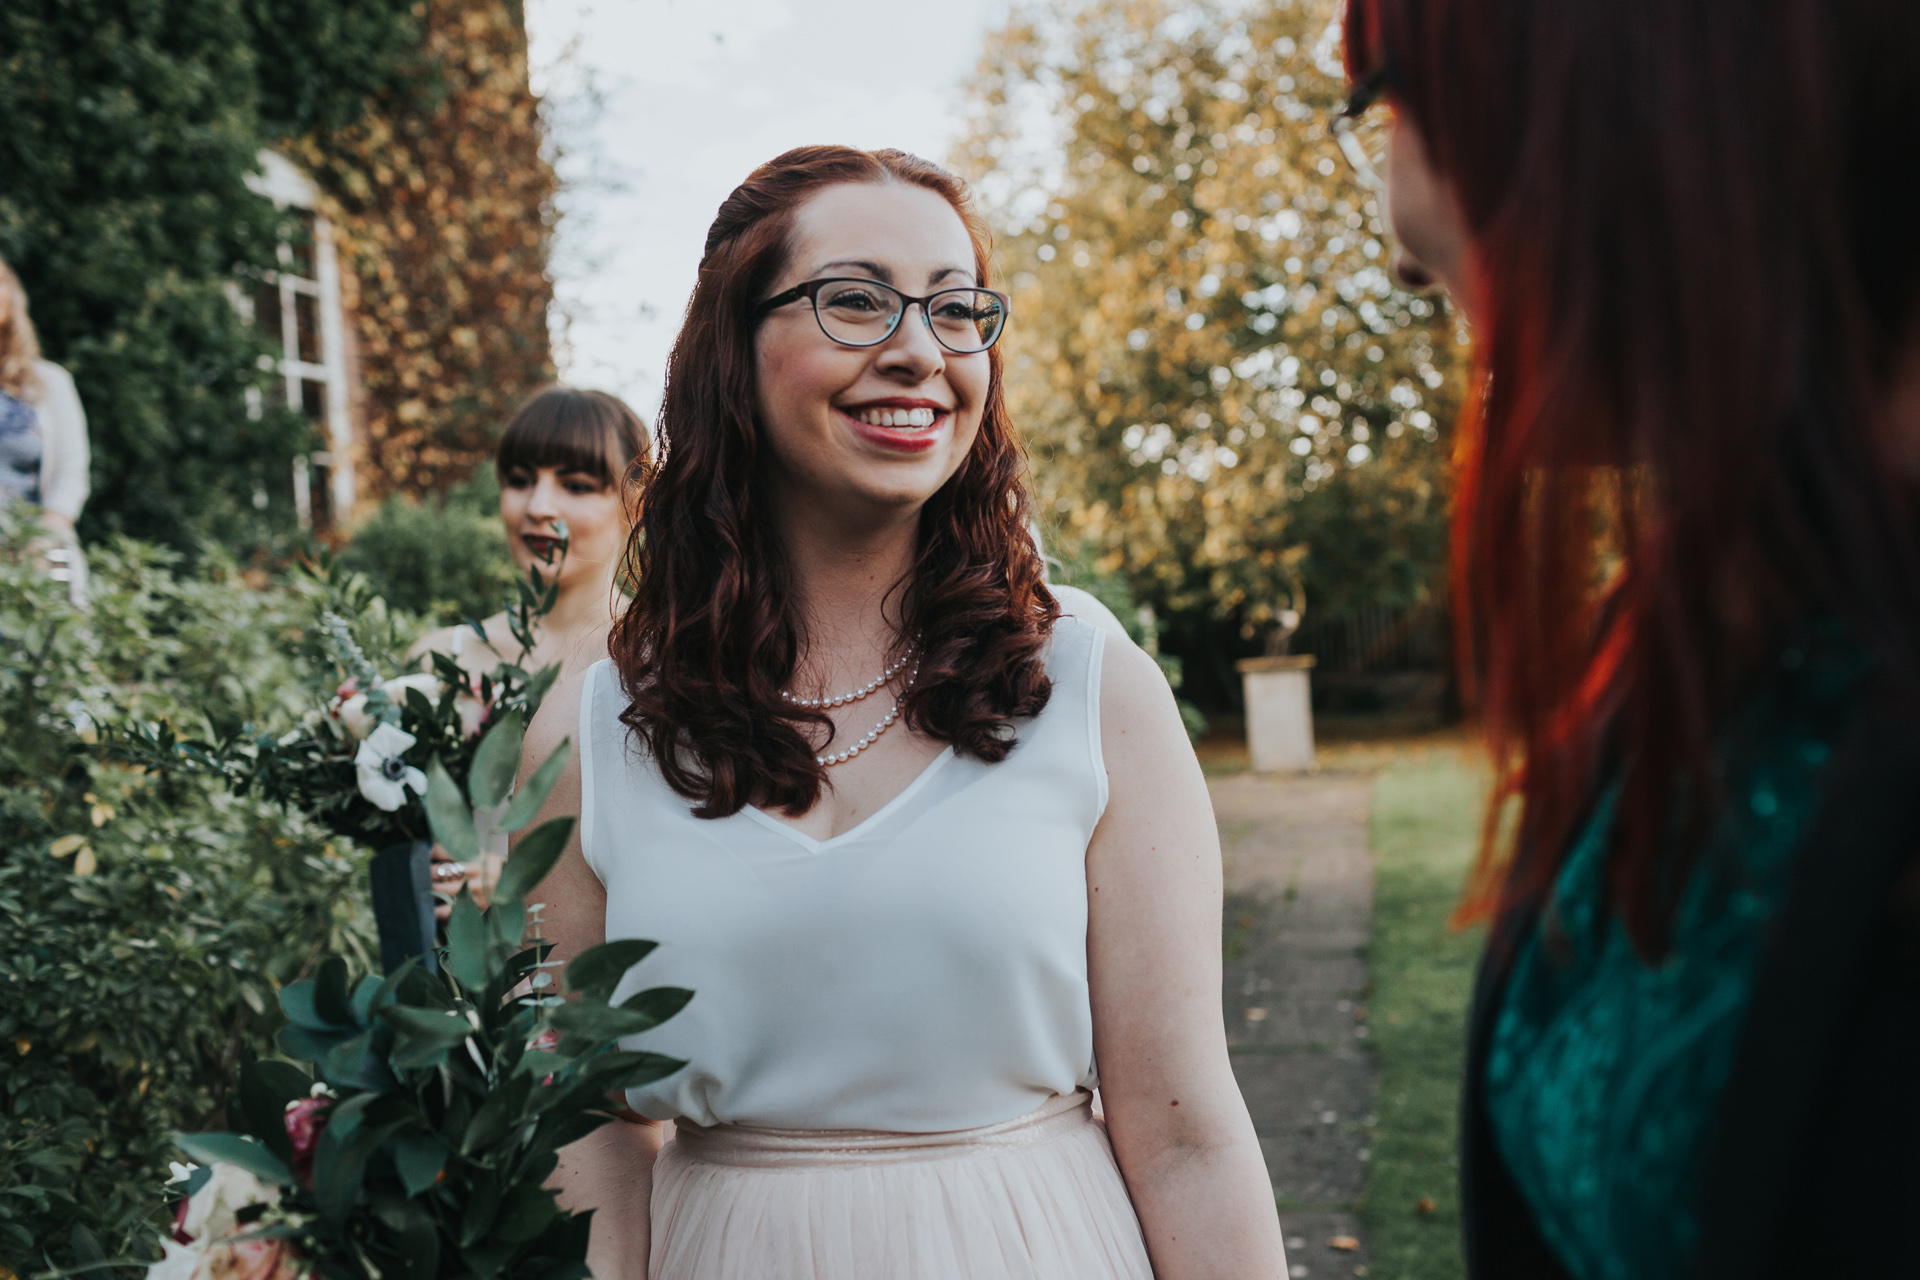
[671,1091,1095,1169]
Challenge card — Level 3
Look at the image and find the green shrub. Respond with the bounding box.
[0,516,377,1273]
[334,471,518,626]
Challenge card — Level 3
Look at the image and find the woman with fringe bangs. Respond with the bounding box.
[514,146,1287,1279]
[1336,0,1920,1275]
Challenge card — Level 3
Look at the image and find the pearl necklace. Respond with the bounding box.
[807,656,920,768]
[780,646,916,709]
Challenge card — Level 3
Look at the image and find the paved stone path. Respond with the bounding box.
[1213,771,1376,1280]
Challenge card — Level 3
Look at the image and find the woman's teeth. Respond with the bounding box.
[850,406,938,429]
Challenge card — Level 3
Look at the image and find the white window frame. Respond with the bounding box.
[243,150,355,529]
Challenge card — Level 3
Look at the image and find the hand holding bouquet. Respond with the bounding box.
[153,708,690,1280]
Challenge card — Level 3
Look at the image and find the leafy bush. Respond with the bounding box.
[335,472,518,626]
[0,516,378,1273]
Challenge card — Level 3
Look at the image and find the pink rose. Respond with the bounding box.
[283,1098,328,1188]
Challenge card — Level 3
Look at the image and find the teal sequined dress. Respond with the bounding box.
[1485,622,1871,1280]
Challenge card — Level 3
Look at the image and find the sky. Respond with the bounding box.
[525,0,1013,420]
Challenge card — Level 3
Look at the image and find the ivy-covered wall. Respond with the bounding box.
[0,0,418,551]
[0,0,555,547]
[296,0,557,500]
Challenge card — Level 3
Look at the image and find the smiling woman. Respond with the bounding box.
[510,145,1288,1280]
[409,385,649,688]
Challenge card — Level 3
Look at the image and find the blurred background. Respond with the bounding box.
[1,0,1467,733]
[0,2,1478,1274]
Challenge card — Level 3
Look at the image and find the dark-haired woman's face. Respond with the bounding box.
[499,464,628,591]
[753,181,990,528]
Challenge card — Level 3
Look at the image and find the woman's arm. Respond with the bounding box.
[32,361,88,527]
[517,666,660,1278]
[1088,638,1289,1279]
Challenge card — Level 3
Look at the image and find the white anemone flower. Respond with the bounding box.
[180,1161,280,1241]
[354,723,428,811]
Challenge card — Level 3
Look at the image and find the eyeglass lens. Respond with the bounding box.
[1333,105,1390,191]
[813,280,1006,353]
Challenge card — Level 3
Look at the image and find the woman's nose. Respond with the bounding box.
[874,303,946,378]
[526,475,562,517]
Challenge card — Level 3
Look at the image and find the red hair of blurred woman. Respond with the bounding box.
[1345,0,1920,953]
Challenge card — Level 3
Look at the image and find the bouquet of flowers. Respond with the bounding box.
[115,535,568,852]
[151,709,691,1280]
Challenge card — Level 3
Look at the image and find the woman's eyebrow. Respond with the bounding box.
[929,265,976,286]
[816,258,892,281]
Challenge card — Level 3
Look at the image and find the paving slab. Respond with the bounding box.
[1214,771,1377,1278]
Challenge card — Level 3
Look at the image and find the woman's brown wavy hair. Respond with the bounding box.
[609,145,1056,819]
[1346,0,1920,954]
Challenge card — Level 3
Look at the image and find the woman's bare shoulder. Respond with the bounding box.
[407,613,511,666]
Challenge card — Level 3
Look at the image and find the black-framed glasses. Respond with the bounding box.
[1330,60,1394,191]
[756,277,1011,354]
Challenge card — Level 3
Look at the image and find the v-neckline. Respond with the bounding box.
[741,747,956,854]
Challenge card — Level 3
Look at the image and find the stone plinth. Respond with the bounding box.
[1236,654,1317,773]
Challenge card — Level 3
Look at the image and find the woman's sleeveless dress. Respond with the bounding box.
[576,610,1153,1279]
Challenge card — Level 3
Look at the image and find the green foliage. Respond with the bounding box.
[336,472,518,625]
[242,0,420,137]
[177,713,688,1280]
[0,514,377,1273]
[0,0,414,551]
[1363,748,1489,1279]
[958,0,1467,650]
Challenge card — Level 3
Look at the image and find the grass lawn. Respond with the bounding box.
[1359,745,1490,1280]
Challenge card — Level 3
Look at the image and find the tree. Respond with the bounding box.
[293,0,558,500]
[957,0,1468,671]
[0,0,417,551]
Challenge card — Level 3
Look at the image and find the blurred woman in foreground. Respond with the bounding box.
[1339,0,1920,1275]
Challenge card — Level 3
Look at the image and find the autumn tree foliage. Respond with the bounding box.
[293,0,557,500]
[957,0,1467,654]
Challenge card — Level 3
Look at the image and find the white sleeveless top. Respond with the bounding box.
[577,610,1112,1132]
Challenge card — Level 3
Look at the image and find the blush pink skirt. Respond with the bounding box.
[647,1091,1153,1280]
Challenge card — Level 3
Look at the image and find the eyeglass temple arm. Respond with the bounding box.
[1338,60,1395,122]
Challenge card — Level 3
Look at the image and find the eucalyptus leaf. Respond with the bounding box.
[498,738,570,831]
[492,1183,562,1243]
[563,938,657,1001]
[378,1005,475,1048]
[278,980,328,1030]
[494,816,573,904]
[548,1001,659,1044]
[277,1023,353,1066]
[425,758,480,863]
[237,1060,310,1158]
[446,889,492,992]
[468,710,525,810]
[175,1132,293,1186]
[313,956,354,1027]
[591,1050,689,1092]
[620,985,694,1031]
[393,1131,448,1197]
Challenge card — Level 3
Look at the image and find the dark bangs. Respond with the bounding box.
[495,386,650,487]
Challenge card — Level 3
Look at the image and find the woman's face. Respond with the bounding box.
[753,181,991,526]
[498,461,629,592]
[1383,113,1474,313]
